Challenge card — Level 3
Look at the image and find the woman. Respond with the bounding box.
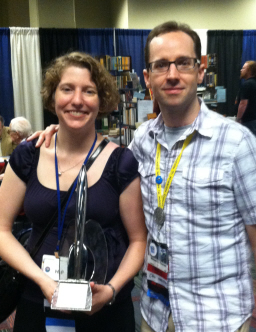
[0,52,147,332]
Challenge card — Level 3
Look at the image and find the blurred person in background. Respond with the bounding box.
[8,116,32,145]
[0,115,16,157]
[235,61,256,135]
[0,116,32,181]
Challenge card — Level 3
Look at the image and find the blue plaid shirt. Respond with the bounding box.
[129,101,256,332]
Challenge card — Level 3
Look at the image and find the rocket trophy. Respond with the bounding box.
[51,165,108,311]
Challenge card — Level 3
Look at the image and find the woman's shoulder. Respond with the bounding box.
[106,145,139,193]
[10,138,38,160]
[9,139,39,183]
[110,145,138,168]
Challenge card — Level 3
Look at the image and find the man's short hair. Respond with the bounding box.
[0,115,4,127]
[145,21,201,69]
[10,117,32,139]
[246,61,256,77]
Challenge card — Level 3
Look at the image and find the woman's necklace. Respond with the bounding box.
[57,157,85,176]
[56,132,97,177]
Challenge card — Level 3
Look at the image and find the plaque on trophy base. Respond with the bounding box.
[51,280,92,311]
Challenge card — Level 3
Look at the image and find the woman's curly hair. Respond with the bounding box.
[41,52,120,115]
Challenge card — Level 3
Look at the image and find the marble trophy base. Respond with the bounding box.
[51,279,92,311]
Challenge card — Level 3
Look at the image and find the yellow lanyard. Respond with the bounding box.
[155,131,195,210]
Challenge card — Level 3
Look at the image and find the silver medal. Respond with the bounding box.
[153,207,165,227]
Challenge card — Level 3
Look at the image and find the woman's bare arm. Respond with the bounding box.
[89,176,147,314]
[0,165,57,303]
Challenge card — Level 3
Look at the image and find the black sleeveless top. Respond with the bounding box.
[10,139,139,303]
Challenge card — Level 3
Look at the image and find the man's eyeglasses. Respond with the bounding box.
[148,57,200,74]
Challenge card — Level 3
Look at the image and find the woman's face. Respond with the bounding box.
[54,66,100,131]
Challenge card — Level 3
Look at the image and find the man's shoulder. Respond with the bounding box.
[1,127,15,155]
[201,104,233,125]
[247,77,256,82]
[1,126,9,138]
[243,77,256,89]
[201,104,251,140]
[249,77,256,88]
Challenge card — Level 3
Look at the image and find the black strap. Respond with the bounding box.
[86,138,109,170]
[29,138,109,259]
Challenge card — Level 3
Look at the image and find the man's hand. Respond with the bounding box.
[27,125,59,148]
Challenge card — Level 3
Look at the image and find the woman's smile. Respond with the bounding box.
[54,66,100,129]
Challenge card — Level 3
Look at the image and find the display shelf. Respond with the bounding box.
[118,88,139,146]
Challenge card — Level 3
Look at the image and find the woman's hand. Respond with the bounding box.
[86,282,113,315]
[39,276,58,305]
[27,125,59,148]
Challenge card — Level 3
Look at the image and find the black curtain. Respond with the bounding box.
[39,28,79,128]
[207,30,243,116]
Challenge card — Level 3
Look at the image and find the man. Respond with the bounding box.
[8,116,32,145]
[0,115,16,157]
[0,116,32,181]
[129,21,256,332]
[30,21,256,332]
[235,61,256,134]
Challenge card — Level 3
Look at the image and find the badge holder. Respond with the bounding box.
[51,165,108,312]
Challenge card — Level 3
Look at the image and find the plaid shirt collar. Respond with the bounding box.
[149,99,213,147]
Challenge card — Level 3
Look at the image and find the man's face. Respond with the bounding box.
[143,31,204,115]
[240,62,250,79]
[0,122,3,139]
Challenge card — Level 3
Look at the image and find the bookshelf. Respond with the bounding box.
[198,53,226,112]
[200,54,217,99]
[95,55,132,89]
[95,55,140,146]
[197,53,226,114]
[119,89,138,146]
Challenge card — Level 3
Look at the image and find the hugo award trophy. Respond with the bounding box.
[51,164,108,311]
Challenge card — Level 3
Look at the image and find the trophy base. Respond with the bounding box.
[51,280,92,311]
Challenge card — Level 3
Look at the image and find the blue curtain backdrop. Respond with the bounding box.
[115,29,151,89]
[78,28,114,56]
[0,28,14,125]
[241,30,256,66]
[3,27,256,126]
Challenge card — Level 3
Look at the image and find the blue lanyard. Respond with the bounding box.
[54,132,97,253]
